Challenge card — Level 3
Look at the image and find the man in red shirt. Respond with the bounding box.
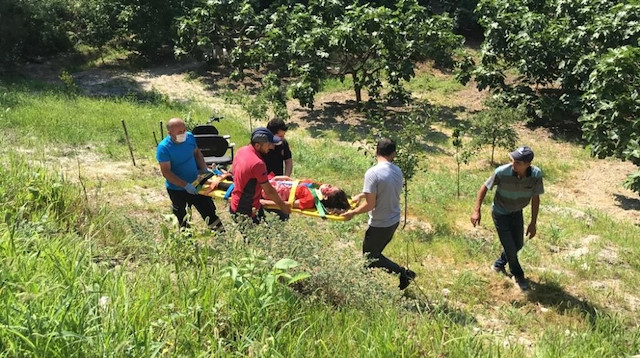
[230,127,291,223]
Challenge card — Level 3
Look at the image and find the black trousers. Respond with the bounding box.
[229,206,265,225]
[363,222,403,275]
[167,189,221,229]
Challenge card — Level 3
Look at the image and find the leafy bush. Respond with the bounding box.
[0,0,77,69]
[469,98,523,164]
[208,216,402,308]
[581,45,640,194]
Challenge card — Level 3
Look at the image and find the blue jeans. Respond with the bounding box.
[492,210,525,279]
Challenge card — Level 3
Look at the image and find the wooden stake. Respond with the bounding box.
[153,131,159,146]
[121,119,136,166]
[160,121,164,138]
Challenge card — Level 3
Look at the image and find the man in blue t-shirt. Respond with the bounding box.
[471,146,544,291]
[342,138,417,290]
[156,117,223,232]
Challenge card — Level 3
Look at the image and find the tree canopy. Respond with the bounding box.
[176,0,468,108]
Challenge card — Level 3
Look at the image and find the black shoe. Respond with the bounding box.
[399,268,417,290]
[209,218,225,234]
[515,276,529,291]
[492,264,510,277]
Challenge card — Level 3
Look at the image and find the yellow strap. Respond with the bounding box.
[288,180,299,206]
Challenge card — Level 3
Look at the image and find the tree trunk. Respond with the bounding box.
[403,181,408,229]
[456,162,460,198]
[491,137,496,164]
[353,72,362,104]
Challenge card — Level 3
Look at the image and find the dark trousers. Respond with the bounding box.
[264,208,290,221]
[363,222,403,275]
[229,206,265,225]
[492,210,525,278]
[167,189,221,229]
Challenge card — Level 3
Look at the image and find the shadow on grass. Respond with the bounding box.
[198,64,263,94]
[294,99,464,154]
[526,280,599,324]
[405,299,477,326]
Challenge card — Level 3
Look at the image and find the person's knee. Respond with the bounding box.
[363,250,382,259]
[173,207,187,217]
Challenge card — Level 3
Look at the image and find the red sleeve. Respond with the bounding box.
[252,162,269,184]
[296,186,315,210]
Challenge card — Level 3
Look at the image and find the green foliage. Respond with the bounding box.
[176,0,467,109]
[223,90,268,132]
[58,70,80,97]
[624,171,640,193]
[452,127,474,198]
[0,155,82,228]
[469,0,640,193]
[0,0,76,69]
[469,98,522,164]
[117,0,193,59]
[438,0,482,35]
[580,46,640,165]
[175,0,260,63]
[470,0,639,116]
[359,104,435,226]
[223,74,289,131]
[580,45,640,194]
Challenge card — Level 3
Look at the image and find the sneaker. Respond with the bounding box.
[515,276,529,291]
[399,268,417,290]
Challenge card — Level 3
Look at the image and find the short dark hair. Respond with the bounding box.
[267,118,288,133]
[376,138,396,157]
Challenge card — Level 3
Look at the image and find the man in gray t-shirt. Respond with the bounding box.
[343,138,416,290]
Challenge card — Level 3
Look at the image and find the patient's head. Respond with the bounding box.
[320,186,350,214]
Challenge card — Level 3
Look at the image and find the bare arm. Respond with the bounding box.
[159,162,188,188]
[261,182,291,214]
[261,198,303,209]
[203,173,232,194]
[271,175,293,181]
[526,195,540,238]
[342,192,376,220]
[284,159,293,177]
[194,148,208,171]
[351,192,365,203]
[471,184,488,226]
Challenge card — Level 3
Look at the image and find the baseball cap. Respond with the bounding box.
[251,127,282,144]
[509,146,534,162]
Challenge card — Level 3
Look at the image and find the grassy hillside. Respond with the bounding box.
[0,70,639,357]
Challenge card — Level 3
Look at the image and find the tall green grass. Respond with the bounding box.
[0,81,248,161]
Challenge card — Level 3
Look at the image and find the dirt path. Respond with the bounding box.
[549,159,639,224]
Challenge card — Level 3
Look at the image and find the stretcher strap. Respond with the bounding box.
[288,180,299,206]
[309,188,327,220]
[224,183,234,200]
[194,171,216,190]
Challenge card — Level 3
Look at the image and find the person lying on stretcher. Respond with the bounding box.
[260,176,351,215]
[201,173,351,215]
